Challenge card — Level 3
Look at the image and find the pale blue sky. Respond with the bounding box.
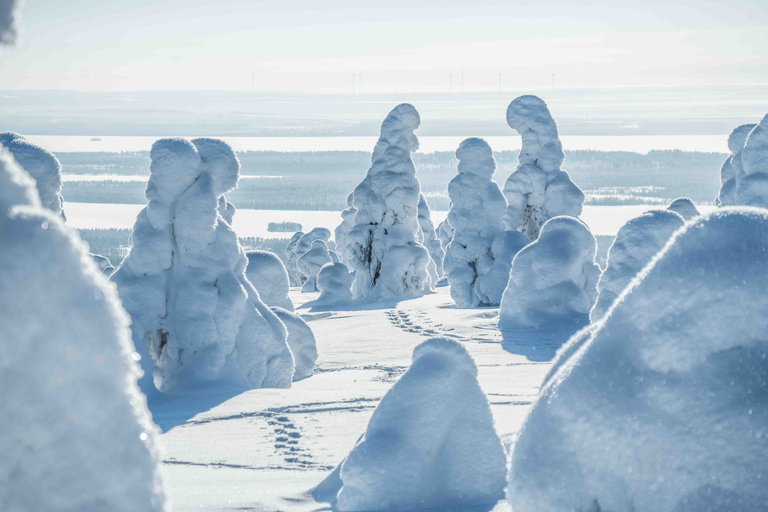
[1,0,766,92]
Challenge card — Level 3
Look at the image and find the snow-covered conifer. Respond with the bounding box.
[667,197,699,220]
[508,209,768,512]
[0,146,166,511]
[717,123,757,206]
[285,231,305,286]
[245,250,294,311]
[316,262,353,305]
[418,194,445,281]
[345,104,432,299]
[444,138,507,307]
[474,229,530,306]
[298,239,334,292]
[502,96,584,241]
[334,192,357,265]
[287,227,333,287]
[737,113,768,208]
[112,137,294,394]
[436,218,454,257]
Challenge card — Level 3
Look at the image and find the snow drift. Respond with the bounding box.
[0,0,20,45]
[316,261,354,305]
[316,338,507,511]
[112,137,294,394]
[508,208,768,512]
[245,249,294,311]
[0,147,166,511]
[503,96,584,241]
[667,197,699,220]
[499,216,600,339]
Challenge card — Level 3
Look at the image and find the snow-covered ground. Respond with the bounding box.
[155,286,548,512]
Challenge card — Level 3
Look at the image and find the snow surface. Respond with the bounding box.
[0,147,166,511]
[0,132,65,219]
[591,209,685,321]
[508,208,768,512]
[444,137,508,307]
[112,137,294,394]
[499,216,600,341]
[418,193,445,281]
[503,96,584,241]
[298,239,334,292]
[0,0,20,45]
[666,197,700,220]
[246,249,294,311]
[316,261,354,305]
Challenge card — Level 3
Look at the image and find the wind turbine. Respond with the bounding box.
[497,69,505,92]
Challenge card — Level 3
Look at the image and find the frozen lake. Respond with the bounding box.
[32,134,729,154]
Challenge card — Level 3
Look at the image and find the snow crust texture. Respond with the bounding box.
[0,147,166,511]
[320,338,507,511]
[316,261,354,305]
[245,250,294,311]
[666,197,699,220]
[508,208,768,512]
[503,96,584,241]
[591,209,684,321]
[444,137,508,307]
[112,137,294,394]
[499,216,600,338]
[0,132,65,218]
[345,104,433,299]
[0,0,20,45]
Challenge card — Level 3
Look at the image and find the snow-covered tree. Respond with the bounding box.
[345,103,432,299]
[508,209,768,512]
[591,209,684,322]
[0,146,166,511]
[316,262,354,305]
[716,123,757,206]
[444,138,508,307]
[270,308,317,381]
[287,227,334,288]
[0,132,65,219]
[298,239,334,292]
[737,113,768,208]
[284,231,305,286]
[474,229,530,306]
[667,197,699,220]
[499,216,600,338]
[436,218,454,256]
[334,192,357,265]
[112,138,294,394]
[502,95,584,241]
[417,194,445,281]
[0,0,20,45]
[314,338,506,511]
[245,250,294,311]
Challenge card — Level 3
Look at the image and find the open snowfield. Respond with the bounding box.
[154,286,546,512]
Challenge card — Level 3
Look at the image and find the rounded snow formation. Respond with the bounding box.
[112,137,294,394]
[271,307,318,381]
[316,262,353,305]
[418,194,445,282]
[0,148,166,511]
[334,192,357,265]
[666,197,699,220]
[0,132,65,219]
[287,227,332,288]
[474,229,530,306]
[0,0,20,45]
[736,114,768,208]
[245,250,294,311]
[503,96,584,241]
[499,216,600,339]
[508,208,768,512]
[319,338,507,511]
[717,122,758,206]
[591,209,685,322]
[298,239,334,292]
[345,104,433,299]
[444,138,508,307]
[284,231,305,286]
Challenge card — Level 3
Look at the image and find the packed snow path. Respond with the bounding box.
[154,286,552,512]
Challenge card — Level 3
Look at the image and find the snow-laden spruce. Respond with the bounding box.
[591,209,684,321]
[245,250,294,311]
[298,239,335,292]
[667,197,699,220]
[0,147,166,511]
[335,192,357,265]
[717,123,757,206]
[508,208,768,512]
[418,194,445,281]
[112,138,294,394]
[0,132,65,218]
[738,113,768,207]
[316,262,354,305]
[345,104,433,299]
[285,231,305,286]
[436,218,454,258]
[0,0,20,45]
[315,338,507,511]
[503,96,584,241]
[444,138,508,307]
[286,228,334,288]
[475,229,530,306]
[271,307,317,380]
[499,216,600,339]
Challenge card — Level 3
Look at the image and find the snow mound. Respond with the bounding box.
[503,96,584,241]
[90,252,116,276]
[737,114,768,207]
[0,0,20,45]
[474,229,530,306]
[418,194,445,281]
[717,123,757,206]
[499,216,600,339]
[298,239,334,292]
[245,250,294,311]
[271,307,317,380]
[0,147,166,511]
[345,104,432,299]
[667,197,699,220]
[335,192,358,265]
[0,132,65,218]
[317,338,507,511]
[591,209,684,321]
[316,261,354,305]
[444,138,508,307]
[508,208,768,512]
[112,137,294,394]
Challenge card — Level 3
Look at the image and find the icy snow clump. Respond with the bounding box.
[499,216,600,339]
[591,209,684,321]
[245,249,294,311]
[0,147,166,511]
[738,114,768,208]
[112,137,294,394]
[316,262,354,305]
[270,307,317,380]
[418,194,445,281]
[345,104,433,299]
[508,208,768,512]
[503,96,584,241]
[444,138,508,307]
[0,0,20,45]
[316,338,507,511]
[717,123,757,206]
[667,197,699,220]
[298,239,334,292]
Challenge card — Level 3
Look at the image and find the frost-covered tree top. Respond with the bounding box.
[0,0,21,45]
[0,132,65,218]
[245,250,294,311]
[503,95,584,241]
[591,209,684,322]
[345,103,432,299]
[0,148,166,511]
[113,137,294,394]
[508,208,768,512]
[666,197,699,220]
[316,261,353,305]
[737,114,768,207]
[287,228,332,287]
[717,122,758,206]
